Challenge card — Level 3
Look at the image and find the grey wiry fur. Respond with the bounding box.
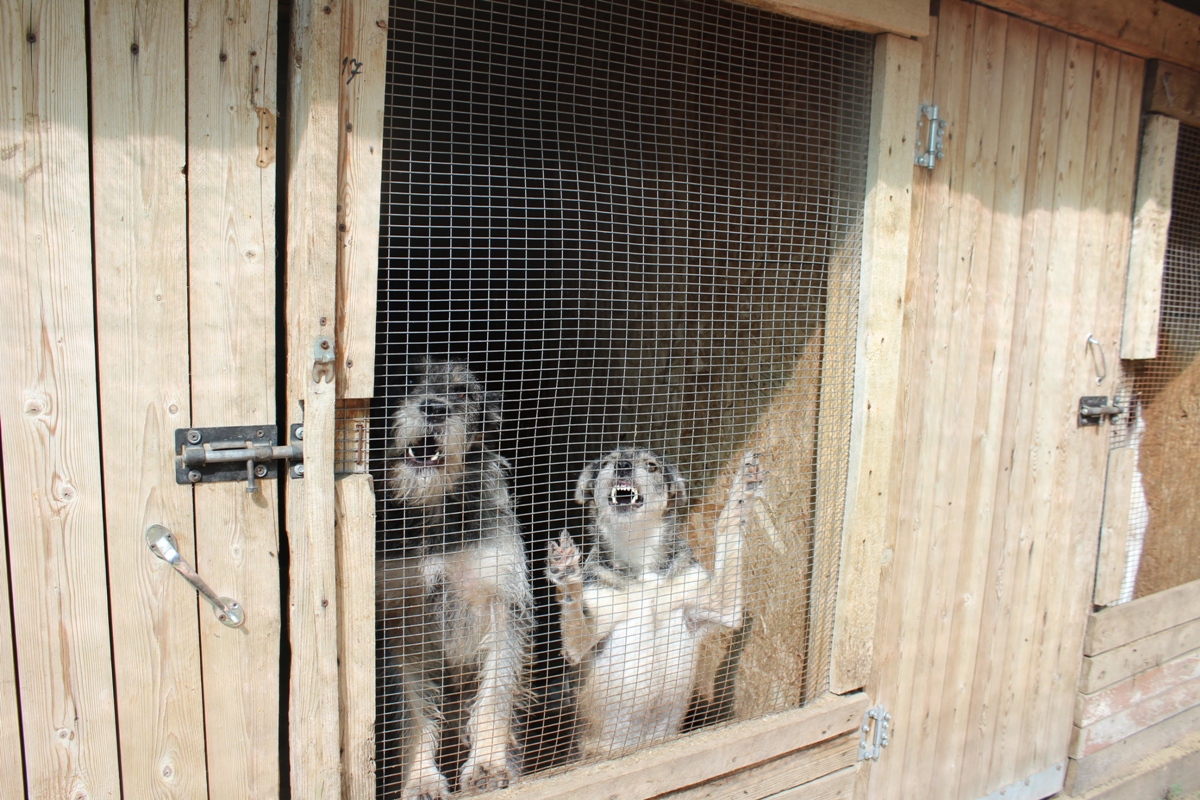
[548,447,763,759]
[378,359,531,798]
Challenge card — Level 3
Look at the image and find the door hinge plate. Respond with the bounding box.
[858,704,891,761]
[175,424,304,490]
[915,104,947,169]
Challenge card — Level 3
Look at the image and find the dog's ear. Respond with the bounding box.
[663,460,688,508]
[575,457,603,506]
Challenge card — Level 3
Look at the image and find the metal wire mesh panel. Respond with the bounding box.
[1112,122,1200,602]
[366,0,872,793]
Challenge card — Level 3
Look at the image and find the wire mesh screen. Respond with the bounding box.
[1111,122,1200,603]
[365,0,873,793]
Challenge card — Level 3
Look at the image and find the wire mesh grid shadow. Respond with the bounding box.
[339,0,875,794]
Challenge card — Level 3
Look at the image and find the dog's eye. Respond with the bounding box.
[449,384,467,399]
[646,461,658,472]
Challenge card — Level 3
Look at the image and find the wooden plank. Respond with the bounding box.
[657,732,856,800]
[764,766,855,800]
[0,468,25,798]
[285,1,343,796]
[0,2,122,797]
[828,32,922,694]
[89,1,209,797]
[728,0,927,37]
[1094,448,1136,606]
[1086,578,1200,655]
[1082,617,1200,694]
[972,0,1200,73]
[335,0,387,398]
[1120,113,1179,360]
[336,474,376,800]
[1066,701,1200,794]
[1076,647,1200,728]
[955,16,1043,800]
[186,1,281,796]
[1070,675,1200,758]
[1068,733,1200,800]
[493,694,867,800]
[1146,61,1200,129]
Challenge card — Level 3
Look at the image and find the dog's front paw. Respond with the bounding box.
[730,452,766,505]
[459,758,515,794]
[401,770,450,800]
[547,531,583,588]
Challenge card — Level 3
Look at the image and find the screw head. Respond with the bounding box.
[254,464,268,478]
[187,470,202,483]
[295,426,304,441]
[294,464,306,477]
[186,429,202,444]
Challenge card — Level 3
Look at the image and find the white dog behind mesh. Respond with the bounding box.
[548,447,763,758]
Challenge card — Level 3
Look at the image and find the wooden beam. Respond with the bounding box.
[89,0,207,796]
[1075,646,1200,728]
[1066,702,1200,794]
[729,0,928,37]
[0,2,121,796]
[336,0,387,399]
[1070,675,1200,758]
[1094,447,1135,607]
[1086,578,1200,655]
[767,766,856,800]
[491,693,867,800]
[0,470,24,798]
[1121,114,1179,359]
[1146,61,1200,129]
[829,33,923,694]
[286,0,343,795]
[186,1,282,796]
[974,0,1200,73]
[1082,616,1200,693]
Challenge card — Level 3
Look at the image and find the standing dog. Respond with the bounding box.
[547,447,762,758]
[377,359,531,798]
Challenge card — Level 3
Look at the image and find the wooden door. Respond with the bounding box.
[865,2,1143,798]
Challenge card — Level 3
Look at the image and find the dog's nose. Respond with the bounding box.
[421,400,449,420]
[616,460,632,474]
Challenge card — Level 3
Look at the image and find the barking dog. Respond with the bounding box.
[547,448,763,758]
[377,359,531,798]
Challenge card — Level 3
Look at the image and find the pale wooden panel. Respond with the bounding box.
[186,0,281,796]
[1070,675,1200,758]
[89,1,209,796]
[765,766,855,800]
[973,0,1200,73]
[495,693,866,800]
[1121,114,1179,359]
[1086,578,1200,655]
[0,471,24,797]
[1095,448,1136,606]
[0,2,121,796]
[828,32,922,694]
[658,732,856,800]
[336,0,387,398]
[1082,617,1200,694]
[1076,647,1200,728]
[729,0,927,37]
[285,1,343,795]
[336,474,376,799]
[1066,702,1200,794]
[1147,61,1200,129]
[1068,732,1200,800]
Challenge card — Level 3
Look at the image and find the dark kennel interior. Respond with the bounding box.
[368,0,874,792]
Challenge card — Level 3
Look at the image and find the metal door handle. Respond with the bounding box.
[146,524,245,627]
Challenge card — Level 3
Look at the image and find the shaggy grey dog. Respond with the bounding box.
[377,359,531,799]
[548,447,762,758]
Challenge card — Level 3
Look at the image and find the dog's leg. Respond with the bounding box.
[399,659,449,800]
[460,593,526,793]
[691,452,764,629]
[548,531,633,665]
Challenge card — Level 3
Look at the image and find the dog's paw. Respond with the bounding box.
[459,758,514,794]
[730,452,766,504]
[401,771,450,800]
[547,531,583,588]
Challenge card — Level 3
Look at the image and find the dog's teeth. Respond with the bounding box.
[610,487,618,503]
[431,452,442,463]
[407,447,416,459]
[631,489,639,503]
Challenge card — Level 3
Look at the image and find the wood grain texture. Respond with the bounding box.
[1120,114,1179,360]
[972,0,1200,73]
[1094,448,1136,607]
[1070,675,1200,758]
[1065,701,1200,794]
[285,1,342,796]
[186,0,282,796]
[335,0,387,398]
[828,32,921,694]
[0,466,25,797]
[727,0,927,37]
[336,474,376,800]
[1147,61,1200,129]
[765,766,855,800]
[89,1,209,797]
[0,2,122,796]
[1082,617,1200,694]
[1086,578,1200,655]
[1075,647,1200,728]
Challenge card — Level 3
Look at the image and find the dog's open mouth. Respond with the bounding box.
[404,436,444,468]
[608,480,642,507]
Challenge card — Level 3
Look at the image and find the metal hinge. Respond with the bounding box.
[915,104,947,169]
[858,704,891,761]
[175,424,305,491]
[1078,396,1124,427]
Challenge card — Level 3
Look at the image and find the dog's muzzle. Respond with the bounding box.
[608,479,642,507]
[405,435,444,468]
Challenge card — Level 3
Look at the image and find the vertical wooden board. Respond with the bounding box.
[286,1,342,796]
[336,0,388,398]
[0,474,25,798]
[828,32,921,694]
[337,474,377,800]
[1120,114,1179,360]
[186,1,281,797]
[1094,449,1135,605]
[89,1,210,796]
[0,2,122,797]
